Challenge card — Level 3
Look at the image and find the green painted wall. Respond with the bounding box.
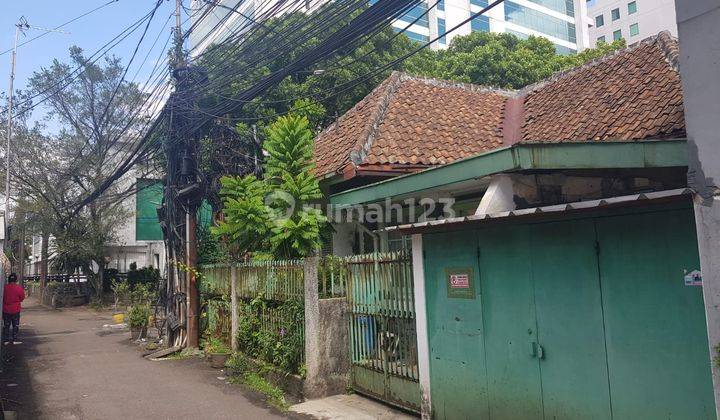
[424,231,489,419]
[135,179,214,242]
[596,210,715,419]
[423,206,714,420]
[136,179,163,241]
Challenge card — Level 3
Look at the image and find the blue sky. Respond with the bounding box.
[0,0,186,128]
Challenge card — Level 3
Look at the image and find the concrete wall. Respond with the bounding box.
[304,252,351,398]
[675,0,720,416]
[312,298,351,397]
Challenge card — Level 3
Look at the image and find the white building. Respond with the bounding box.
[25,170,167,278]
[586,0,677,47]
[190,0,592,55]
[104,170,166,276]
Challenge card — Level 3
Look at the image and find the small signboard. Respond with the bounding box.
[684,270,702,286]
[445,267,475,299]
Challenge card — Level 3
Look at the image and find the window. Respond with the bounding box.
[597,35,606,43]
[471,15,490,32]
[554,44,576,55]
[613,29,622,40]
[627,1,637,14]
[629,22,639,36]
[438,0,445,11]
[505,1,577,43]
[438,18,447,44]
[404,29,430,43]
[400,2,429,28]
[524,0,576,17]
[470,0,489,7]
[595,14,604,27]
[611,8,620,20]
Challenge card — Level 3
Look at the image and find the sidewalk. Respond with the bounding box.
[290,394,417,420]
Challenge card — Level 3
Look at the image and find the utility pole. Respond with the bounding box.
[1,18,26,367]
[4,19,27,243]
[170,0,200,349]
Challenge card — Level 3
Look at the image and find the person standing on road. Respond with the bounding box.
[3,273,25,344]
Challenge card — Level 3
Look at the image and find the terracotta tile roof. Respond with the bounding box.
[313,75,400,178]
[313,73,507,177]
[314,32,685,179]
[520,32,685,142]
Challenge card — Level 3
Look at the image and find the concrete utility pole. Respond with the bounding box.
[1,18,27,368]
[674,0,720,417]
[4,19,27,242]
[172,0,200,349]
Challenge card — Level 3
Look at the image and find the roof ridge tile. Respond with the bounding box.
[349,71,403,167]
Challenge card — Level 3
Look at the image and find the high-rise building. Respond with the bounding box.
[586,0,677,48]
[189,0,591,56]
[388,0,591,54]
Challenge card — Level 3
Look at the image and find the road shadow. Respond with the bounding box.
[1,319,46,418]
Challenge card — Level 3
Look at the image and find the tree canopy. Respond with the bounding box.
[213,115,326,259]
[10,47,151,294]
[405,32,625,89]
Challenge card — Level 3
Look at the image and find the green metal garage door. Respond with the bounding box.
[424,206,714,420]
[596,210,715,419]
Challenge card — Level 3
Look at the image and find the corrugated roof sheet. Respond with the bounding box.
[381,188,693,233]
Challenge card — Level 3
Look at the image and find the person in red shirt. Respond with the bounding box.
[3,273,25,344]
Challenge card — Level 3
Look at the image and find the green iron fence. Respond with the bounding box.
[346,250,420,412]
[200,260,306,374]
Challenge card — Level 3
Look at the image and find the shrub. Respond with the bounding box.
[111,280,130,311]
[236,296,304,374]
[204,336,231,354]
[127,265,161,289]
[128,305,150,329]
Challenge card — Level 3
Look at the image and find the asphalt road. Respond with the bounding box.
[0,297,297,420]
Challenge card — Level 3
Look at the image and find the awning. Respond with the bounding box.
[382,188,694,234]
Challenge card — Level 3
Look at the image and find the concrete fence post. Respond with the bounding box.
[303,253,321,398]
[230,265,238,352]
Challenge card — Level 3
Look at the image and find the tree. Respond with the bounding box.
[197,3,417,139]
[404,32,626,89]
[16,46,149,297]
[214,115,325,259]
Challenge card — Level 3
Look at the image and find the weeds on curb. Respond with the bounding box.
[225,353,288,410]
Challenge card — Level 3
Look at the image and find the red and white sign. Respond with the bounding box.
[449,274,470,289]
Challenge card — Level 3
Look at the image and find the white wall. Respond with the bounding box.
[588,0,678,47]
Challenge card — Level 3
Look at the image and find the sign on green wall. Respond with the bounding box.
[445,267,476,299]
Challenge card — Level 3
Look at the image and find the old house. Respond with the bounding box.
[315,32,714,419]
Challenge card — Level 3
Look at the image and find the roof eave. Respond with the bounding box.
[328,139,688,206]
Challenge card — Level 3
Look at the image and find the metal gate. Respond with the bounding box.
[346,251,420,412]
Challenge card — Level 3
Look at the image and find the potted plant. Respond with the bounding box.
[204,337,231,368]
[128,304,150,340]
